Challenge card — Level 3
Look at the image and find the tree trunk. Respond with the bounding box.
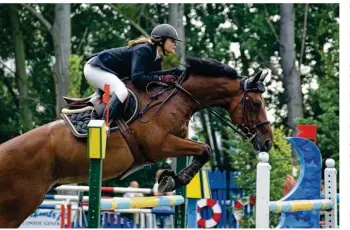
[279,4,303,135]
[168,3,185,64]
[8,5,33,131]
[199,111,215,170]
[209,113,223,170]
[221,129,231,171]
[52,4,71,118]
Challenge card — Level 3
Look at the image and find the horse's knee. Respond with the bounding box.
[198,144,212,162]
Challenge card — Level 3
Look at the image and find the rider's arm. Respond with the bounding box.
[131,46,160,89]
[131,47,182,89]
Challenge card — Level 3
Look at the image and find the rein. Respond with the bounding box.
[137,72,186,123]
[173,82,254,140]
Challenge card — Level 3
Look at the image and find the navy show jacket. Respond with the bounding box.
[87,43,174,89]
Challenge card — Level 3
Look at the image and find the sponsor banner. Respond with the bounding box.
[20,209,76,228]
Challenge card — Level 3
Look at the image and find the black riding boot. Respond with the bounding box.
[102,94,123,122]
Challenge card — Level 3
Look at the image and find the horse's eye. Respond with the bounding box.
[252,101,262,111]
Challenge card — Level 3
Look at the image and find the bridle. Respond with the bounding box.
[232,77,271,140]
[138,70,270,141]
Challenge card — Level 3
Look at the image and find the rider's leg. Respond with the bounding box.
[83,63,128,121]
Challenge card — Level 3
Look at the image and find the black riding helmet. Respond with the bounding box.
[151,24,182,56]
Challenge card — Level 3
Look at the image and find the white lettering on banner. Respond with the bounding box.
[20,209,76,228]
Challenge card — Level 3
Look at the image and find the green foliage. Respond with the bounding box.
[162,53,180,69]
[68,55,83,97]
[226,127,293,228]
[68,54,95,97]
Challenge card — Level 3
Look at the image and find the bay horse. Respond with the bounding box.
[0,57,272,227]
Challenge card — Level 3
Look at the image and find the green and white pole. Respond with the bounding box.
[174,136,198,228]
[87,120,107,228]
[174,155,187,228]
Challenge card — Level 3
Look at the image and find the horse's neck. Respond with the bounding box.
[182,75,238,109]
[155,76,238,135]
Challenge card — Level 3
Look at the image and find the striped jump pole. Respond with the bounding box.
[45,194,89,201]
[269,199,334,213]
[99,195,185,210]
[87,119,107,228]
[55,185,152,194]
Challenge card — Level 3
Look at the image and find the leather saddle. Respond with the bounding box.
[61,88,139,138]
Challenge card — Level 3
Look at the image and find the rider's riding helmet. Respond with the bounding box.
[151,24,182,55]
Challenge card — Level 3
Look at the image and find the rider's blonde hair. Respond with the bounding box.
[128,36,163,48]
[128,36,153,47]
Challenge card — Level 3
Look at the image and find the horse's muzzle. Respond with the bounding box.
[263,139,272,151]
[252,136,272,152]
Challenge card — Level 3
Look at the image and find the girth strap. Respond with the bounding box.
[115,118,151,165]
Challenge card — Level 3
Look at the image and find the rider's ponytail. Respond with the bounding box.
[128,36,153,47]
[128,36,163,48]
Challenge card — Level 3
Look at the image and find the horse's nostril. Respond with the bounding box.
[265,139,272,151]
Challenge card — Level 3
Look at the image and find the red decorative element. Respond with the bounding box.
[234,200,244,209]
[67,204,72,228]
[102,84,110,103]
[250,196,256,205]
[296,124,317,143]
[103,84,110,125]
[101,187,114,193]
[60,204,65,228]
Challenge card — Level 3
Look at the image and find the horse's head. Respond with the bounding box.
[183,57,273,152]
[228,70,272,152]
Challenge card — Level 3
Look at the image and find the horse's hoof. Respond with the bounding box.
[158,175,176,193]
[158,169,176,184]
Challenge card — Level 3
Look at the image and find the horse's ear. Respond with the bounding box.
[259,70,268,82]
[250,70,263,84]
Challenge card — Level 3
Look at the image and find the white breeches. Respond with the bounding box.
[83,63,128,102]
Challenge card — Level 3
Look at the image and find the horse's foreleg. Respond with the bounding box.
[156,135,212,192]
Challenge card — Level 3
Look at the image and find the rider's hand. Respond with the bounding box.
[159,75,177,84]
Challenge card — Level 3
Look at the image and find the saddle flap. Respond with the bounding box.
[63,93,96,104]
[63,90,103,109]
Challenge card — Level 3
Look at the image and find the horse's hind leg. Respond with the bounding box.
[154,135,212,192]
[0,195,44,228]
[0,192,48,228]
[0,179,50,228]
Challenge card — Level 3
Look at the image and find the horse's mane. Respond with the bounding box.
[185,56,240,78]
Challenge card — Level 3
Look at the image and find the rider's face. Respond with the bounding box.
[164,38,177,53]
